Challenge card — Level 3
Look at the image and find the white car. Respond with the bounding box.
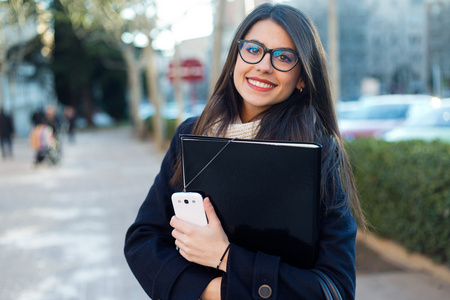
[337,95,441,140]
[383,103,450,143]
[139,101,206,120]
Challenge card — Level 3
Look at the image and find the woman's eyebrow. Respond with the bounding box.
[247,39,296,52]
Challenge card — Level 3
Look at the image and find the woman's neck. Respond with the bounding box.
[239,111,261,123]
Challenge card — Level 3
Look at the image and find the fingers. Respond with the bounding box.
[171,216,199,247]
[172,228,189,258]
[172,228,199,263]
[170,217,193,242]
[170,215,194,232]
[169,215,181,228]
[203,197,221,226]
[170,216,188,246]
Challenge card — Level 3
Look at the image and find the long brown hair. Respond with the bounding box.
[172,3,365,227]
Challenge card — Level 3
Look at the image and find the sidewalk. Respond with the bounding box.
[355,236,450,299]
[1,127,449,299]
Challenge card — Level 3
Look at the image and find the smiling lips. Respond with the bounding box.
[247,78,276,90]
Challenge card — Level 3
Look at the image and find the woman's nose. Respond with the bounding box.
[255,53,273,73]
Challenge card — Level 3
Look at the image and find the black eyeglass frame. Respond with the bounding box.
[236,39,300,72]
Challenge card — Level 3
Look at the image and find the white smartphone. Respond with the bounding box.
[171,192,208,226]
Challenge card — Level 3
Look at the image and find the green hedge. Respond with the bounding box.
[346,138,450,266]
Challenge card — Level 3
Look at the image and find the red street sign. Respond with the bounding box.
[168,58,204,82]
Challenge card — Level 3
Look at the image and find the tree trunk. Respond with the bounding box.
[122,47,144,137]
[0,51,8,108]
[208,0,226,97]
[173,43,184,126]
[144,45,165,151]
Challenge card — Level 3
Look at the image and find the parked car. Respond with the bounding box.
[336,101,360,119]
[337,95,440,140]
[139,101,206,121]
[441,97,450,105]
[383,103,450,143]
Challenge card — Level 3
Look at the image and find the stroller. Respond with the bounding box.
[29,124,61,166]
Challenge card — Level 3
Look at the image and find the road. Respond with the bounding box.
[1,127,449,299]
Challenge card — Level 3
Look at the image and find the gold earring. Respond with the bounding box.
[299,87,303,93]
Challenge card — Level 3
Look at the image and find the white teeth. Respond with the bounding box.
[248,79,275,88]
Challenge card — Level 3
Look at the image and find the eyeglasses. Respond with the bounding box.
[237,39,300,72]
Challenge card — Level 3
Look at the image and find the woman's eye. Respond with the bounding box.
[274,51,294,63]
[246,44,261,55]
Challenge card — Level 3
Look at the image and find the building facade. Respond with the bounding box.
[427,0,450,97]
[284,0,443,100]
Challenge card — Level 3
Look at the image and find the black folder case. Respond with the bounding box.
[180,134,322,269]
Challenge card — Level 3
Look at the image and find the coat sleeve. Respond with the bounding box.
[221,195,357,300]
[124,118,220,300]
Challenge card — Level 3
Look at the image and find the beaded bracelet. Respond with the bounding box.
[216,244,231,270]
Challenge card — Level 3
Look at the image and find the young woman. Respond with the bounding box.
[125,3,365,300]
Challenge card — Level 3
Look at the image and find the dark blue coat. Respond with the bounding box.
[124,117,357,299]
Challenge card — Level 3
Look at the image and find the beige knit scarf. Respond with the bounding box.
[207,118,261,140]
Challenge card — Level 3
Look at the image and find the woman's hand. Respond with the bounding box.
[170,197,230,270]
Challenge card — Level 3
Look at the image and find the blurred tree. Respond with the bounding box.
[89,41,128,121]
[98,67,128,120]
[58,0,165,148]
[0,0,40,109]
[50,0,128,125]
[51,0,96,125]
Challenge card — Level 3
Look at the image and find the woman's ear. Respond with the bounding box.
[296,78,306,91]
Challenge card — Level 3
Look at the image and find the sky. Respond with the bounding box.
[152,0,214,50]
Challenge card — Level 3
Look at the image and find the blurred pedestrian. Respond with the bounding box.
[0,107,14,159]
[64,106,76,143]
[44,105,62,136]
[31,106,45,126]
[30,104,63,166]
[29,124,56,165]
